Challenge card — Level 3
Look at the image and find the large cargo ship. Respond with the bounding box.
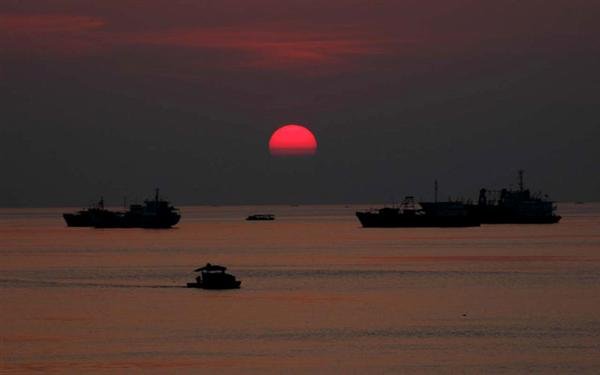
[63,189,181,228]
[465,170,561,224]
[356,196,480,228]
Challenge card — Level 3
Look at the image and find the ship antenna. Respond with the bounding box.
[155,188,159,202]
[518,169,524,192]
[434,180,438,203]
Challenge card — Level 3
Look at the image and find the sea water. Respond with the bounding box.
[1,204,600,373]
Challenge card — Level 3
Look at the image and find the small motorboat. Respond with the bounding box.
[187,263,241,289]
[246,214,275,221]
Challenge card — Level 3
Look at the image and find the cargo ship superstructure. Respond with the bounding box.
[466,170,561,224]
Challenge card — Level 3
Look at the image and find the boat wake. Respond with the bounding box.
[0,278,185,289]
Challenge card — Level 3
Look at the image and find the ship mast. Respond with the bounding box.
[434,180,438,203]
[518,169,524,192]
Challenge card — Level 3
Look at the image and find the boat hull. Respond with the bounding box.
[477,215,561,224]
[63,209,109,227]
[63,209,181,229]
[92,213,181,228]
[63,213,93,227]
[186,281,241,289]
[465,205,562,224]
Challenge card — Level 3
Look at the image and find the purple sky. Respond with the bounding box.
[1,1,599,205]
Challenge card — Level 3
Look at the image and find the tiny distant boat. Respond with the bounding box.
[246,214,275,221]
[187,263,241,289]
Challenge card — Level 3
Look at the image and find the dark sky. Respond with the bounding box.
[1,0,599,206]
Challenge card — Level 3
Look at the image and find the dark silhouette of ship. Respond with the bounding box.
[187,263,241,289]
[356,196,480,228]
[63,197,109,227]
[63,189,181,228]
[246,214,275,221]
[465,170,561,224]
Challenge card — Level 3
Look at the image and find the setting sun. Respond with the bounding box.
[268,124,317,156]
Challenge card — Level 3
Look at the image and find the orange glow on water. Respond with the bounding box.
[269,124,317,156]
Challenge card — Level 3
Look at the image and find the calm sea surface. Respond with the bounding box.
[1,204,600,373]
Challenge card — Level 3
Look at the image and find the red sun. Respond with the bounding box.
[269,124,318,156]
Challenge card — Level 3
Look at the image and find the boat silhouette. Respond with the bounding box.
[246,214,275,221]
[63,189,180,228]
[356,196,480,228]
[187,263,241,289]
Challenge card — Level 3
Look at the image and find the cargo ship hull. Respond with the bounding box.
[92,212,180,228]
[63,213,93,227]
[468,210,561,224]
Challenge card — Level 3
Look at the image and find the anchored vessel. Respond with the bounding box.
[246,214,275,221]
[356,196,480,228]
[465,170,561,224]
[187,263,241,289]
[63,189,180,228]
